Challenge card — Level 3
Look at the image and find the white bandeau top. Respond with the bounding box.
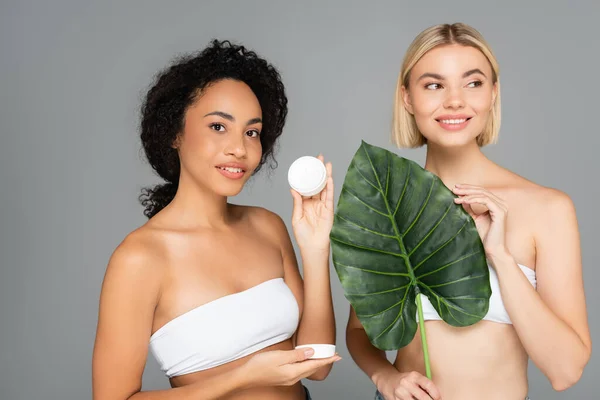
[419,263,537,324]
[149,278,299,377]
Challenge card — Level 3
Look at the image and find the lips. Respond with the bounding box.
[435,115,473,131]
[217,166,245,173]
[215,163,247,180]
[435,114,473,124]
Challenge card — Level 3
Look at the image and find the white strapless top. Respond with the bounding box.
[418,263,536,324]
[149,278,299,377]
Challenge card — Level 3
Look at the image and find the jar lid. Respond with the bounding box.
[288,156,327,195]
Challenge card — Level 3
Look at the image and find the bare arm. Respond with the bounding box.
[346,306,398,385]
[277,156,338,381]
[92,237,250,400]
[346,307,441,400]
[493,191,591,391]
[271,210,336,381]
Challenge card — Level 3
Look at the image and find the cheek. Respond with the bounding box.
[469,91,494,113]
[179,131,215,164]
[411,91,442,117]
[250,139,263,165]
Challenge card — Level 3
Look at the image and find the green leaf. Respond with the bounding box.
[330,141,491,351]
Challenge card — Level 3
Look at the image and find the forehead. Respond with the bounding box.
[411,44,492,78]
[191,79,262,116]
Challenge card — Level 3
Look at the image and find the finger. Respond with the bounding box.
[461,200,490,218]
[292,355,342,377]
[454,196,504,219]
[415,376,442,399]
[290,189,303,223]
[317,153,324,163]
[320,161,332,202]
[405,382,434,400]
[460,202,477,218]
[454,194,500,208]
[393,386,413,399]
[454,183,482,189]
[454,195,496,208]
[287,347,314,364]
[319,161,332,201]
[453,185,505,207]
[325,159,332,178]
[325,175,334,211]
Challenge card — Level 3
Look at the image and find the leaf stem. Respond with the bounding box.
[415,293,432,379]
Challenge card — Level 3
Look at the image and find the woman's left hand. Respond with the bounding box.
[452,184,509,260]
[290,155,334,255]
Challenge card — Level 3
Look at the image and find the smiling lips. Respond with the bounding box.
[216,163,247,180]
[436,115,473,131]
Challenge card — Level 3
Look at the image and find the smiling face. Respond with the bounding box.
[176,79,263,197]
[401,44,498,148]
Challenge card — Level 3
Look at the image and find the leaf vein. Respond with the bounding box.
[336,215,396,239]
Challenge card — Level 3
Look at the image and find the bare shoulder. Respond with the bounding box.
[232,204,290,244]
[494,169,577,229]
[103,225,167,292]
[238,204,288,230]
[494,168,573,210]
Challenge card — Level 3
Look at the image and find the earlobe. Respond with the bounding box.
[401,86,414,115]
[171,134,182,149]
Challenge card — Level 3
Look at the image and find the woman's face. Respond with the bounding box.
[177,79,263,197]
[402,44,497,148]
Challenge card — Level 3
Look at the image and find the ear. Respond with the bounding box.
[401,86,414,115]
[171,134,182,149]
[491,81,499,109]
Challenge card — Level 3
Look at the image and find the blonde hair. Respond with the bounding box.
[392,23,501,148]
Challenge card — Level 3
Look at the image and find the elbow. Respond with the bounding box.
[550,349,591,392]
[551,369,583,392]
[307,365,333,381]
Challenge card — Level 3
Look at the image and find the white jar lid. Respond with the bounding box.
[288,156,327,197]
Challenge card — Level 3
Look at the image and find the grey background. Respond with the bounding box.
[0,0,598,399]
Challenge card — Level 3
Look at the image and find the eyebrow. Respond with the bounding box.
[463,68,487,78]
[416,68,488,81]
[204,111,262,125]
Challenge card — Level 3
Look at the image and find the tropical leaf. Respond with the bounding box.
[330,141,491,350]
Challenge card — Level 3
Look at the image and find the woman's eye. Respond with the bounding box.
[425,83,442,90]
[210,123,226,132]
[467,80,483,88]
[246,130,260,138]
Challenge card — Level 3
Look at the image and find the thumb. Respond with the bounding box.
[290,189,303,223]
[461,203,476,218]
[287,347,314,364]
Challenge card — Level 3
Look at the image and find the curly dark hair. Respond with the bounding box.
[138,39,288,218]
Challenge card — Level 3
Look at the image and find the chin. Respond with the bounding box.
[426,131,480,148]
[214,185,245,197]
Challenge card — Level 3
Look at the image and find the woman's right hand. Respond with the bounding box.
[241,348,341,388]
[376,370,441,400]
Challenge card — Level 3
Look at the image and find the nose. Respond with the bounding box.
[224,133,247,159]
[443,87,465,110]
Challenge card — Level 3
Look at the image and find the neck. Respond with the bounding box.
[166,169,231,229]
[424,140,492,189]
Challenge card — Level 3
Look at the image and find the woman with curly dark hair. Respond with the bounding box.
[92,39,340,400]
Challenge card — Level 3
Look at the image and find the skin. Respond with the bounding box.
[346,44,591,400]
[92,79,340,400]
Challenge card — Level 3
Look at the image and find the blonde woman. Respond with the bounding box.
[346,23,591,400]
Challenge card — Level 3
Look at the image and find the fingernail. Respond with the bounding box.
[304,349,314,357]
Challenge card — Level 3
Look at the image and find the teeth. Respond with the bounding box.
[441,119,467,124]
[219,167,243,173]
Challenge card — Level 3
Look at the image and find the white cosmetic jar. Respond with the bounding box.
[295,344,336,359]
[287,156,327,197]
